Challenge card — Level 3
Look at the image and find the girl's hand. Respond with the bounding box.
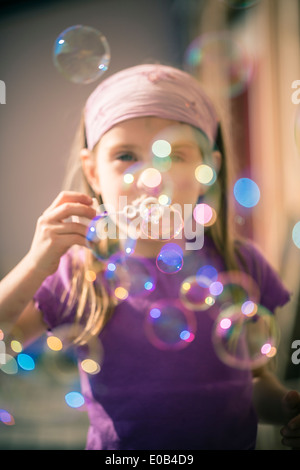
[28,191,96,277]
[280,390,300,449]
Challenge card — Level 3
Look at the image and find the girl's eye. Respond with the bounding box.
[116,153,136,162]
[170,154,184,162]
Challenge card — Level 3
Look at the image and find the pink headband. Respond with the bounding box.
[84,64,219,150]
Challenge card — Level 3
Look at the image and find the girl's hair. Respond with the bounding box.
[62,111,242,346]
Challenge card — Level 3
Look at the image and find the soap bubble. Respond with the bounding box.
[122,162,174,205]
[53,25,110,84]
[180,275,216,311]
[156,243,184,274]
[212,303,279,370]
[233,178,260,208]
[141,202,184,240]
[65,391,85,409]
[184,31,253,98]
[86,212,135,260]
[213,270,261,312]
[0,409,15,426]
[104,253,157,300]
[145,299,196,350]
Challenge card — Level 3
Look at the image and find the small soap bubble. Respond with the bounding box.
[196,265,218,286]
[53,25,110,84]
[156,243,184,274]
[80,358,101,375]
[0,354,18,375]
[0,409,15,426]
[141,203,184,241]
[233,178,260,208]
[104,253,156,299]
[152,139,172,158]
[65,391,85,409]
[145,300,196,350]
[180,275,215,311]
[122,162,174,207]
[193,203,214,226]
[213,271,260,312]
[212,303,279,370]
[195,164,216,185]
[47,335,63,352]
[17,353,35,371]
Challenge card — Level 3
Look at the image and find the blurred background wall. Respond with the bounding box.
[0,0,300,450]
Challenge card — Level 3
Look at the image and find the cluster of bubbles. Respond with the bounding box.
[141,265,279,366]
[81,128,278,368]
[11,18,275,413]
[0,323,103,412]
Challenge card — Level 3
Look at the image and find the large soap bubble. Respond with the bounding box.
[212,303,279,370]
[53,25,110,84]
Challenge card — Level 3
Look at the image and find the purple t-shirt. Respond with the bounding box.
[34,237,290,450]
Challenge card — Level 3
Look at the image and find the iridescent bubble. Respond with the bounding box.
[17,353,35,371]
[122,162,174,206]
[47,335,63,352]
[180,275,215,311]
[213,270,260,312]
[65,391,85,409]
[53,25,110,84]
[193,203,216,227]
[43,324,103,382]
[292,221,300,249]
[184,31,253,98]
[233,178,260,208]
[212,303,279,370]
[195,164,217,185]
[196,265,218,286]
[156,243,184,274]
[80,358,101,375]
[86,212,135,260]
[152,139,172,158]
[145,300,196,350]
[10,340,22,353]
[0,409,15,426]
[141,203,184,240]
[104,253,156,299]
[0,354,18,375]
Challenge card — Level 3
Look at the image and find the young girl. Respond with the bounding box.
[1,63,300,450]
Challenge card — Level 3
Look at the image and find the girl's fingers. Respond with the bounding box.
[46,191,94,211]
[45,202,96,223]
[53,222,90,237]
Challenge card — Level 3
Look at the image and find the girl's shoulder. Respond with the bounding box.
[234,238,291,313]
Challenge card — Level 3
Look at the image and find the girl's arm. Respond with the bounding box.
[0,191,96,344]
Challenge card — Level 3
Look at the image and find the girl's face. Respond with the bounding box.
[85,117,214,211]
[81,116,220,254]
